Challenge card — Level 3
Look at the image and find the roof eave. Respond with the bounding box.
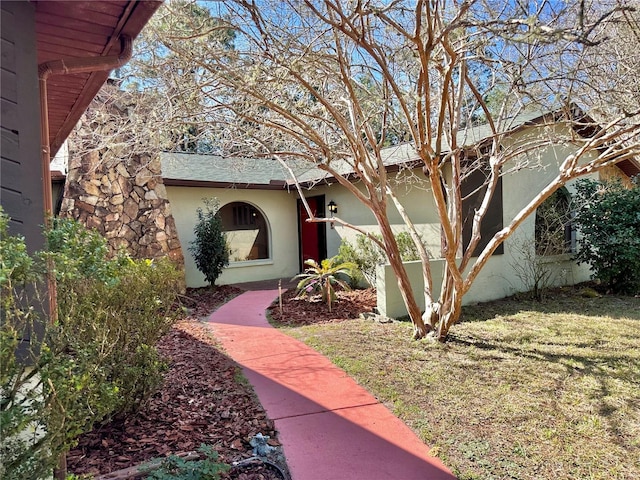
[163,178,290,190]
[38,1,163,158]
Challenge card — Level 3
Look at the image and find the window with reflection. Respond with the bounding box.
[535,187,574,256]
[219,202,269,261]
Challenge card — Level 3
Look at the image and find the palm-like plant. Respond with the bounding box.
[293,257,357,311]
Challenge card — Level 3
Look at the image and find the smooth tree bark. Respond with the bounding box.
[126,0,640,340]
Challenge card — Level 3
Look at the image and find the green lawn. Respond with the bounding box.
[278,290,640,480]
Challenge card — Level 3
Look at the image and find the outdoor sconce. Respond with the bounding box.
[327,200,338,229]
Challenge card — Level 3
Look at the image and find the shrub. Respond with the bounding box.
[50,257,179,416]
[1,211,52,480]
[45,216,123,283]
[1,211,182,479]
[189,198,229,286]
[573,178,640,294]
[46,220,181,416]
[293,257,356,311]
[337,232,422,286]
[335,241,371,287]
[509,235,558,301]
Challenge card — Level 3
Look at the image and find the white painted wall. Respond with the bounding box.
[166,123,600,304]
[375,128,598,318]
[313,170,442,259]
[166,186,300,287]
[376,252,592,319]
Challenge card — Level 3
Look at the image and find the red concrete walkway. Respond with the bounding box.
[206,289,455,480]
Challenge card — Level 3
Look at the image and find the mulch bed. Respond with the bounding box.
[268,288,377,326]
[67,285,282,479]
[67,285,376,479]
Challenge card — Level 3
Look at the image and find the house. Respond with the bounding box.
[1,1,161,345]
[160,109,639,317]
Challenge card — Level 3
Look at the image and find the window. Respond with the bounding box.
[535,188,574,256]
[461,159,504,256]
[219,202,269,261]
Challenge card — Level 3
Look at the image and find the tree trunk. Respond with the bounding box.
[431,276,463,341]
[54,453,67,480]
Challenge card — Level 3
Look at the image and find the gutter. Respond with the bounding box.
[38,34,133,221]
[37,34,133,325]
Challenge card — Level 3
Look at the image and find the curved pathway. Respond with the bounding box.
[206,289,455,480]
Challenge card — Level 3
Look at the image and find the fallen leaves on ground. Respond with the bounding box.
[268,288,377,326]
[67,285,377,479]
[67,285,282,479]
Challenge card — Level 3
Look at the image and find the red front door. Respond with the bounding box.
[298,196,327,269]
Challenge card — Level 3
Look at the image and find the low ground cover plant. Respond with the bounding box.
[1,211,182,479]
[144,444,229,480]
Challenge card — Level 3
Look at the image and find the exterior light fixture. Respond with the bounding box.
[327,200,338,229]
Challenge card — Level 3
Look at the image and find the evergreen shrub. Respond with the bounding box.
[573,177,640,294]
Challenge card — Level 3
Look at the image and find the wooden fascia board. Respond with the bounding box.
[47,1,162,157]
[163,178,289,190]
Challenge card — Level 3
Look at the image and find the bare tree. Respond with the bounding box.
[132,0,640,340]
[67,0,236,163]
[573,2,640,118]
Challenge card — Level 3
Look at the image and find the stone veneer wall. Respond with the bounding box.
[59,150,185,269]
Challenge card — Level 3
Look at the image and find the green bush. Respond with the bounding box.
[337,232,422,286]
[1,211,182,479]
[45,216,123,283]
[189,198,229,286]
[46,219,181,416]
[573,177,640,294]
[1,211,53,480]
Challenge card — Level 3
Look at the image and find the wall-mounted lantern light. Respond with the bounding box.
[327,200,338,216]
[327,200,338,229]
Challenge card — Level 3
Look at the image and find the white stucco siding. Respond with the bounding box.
[499,128,597,287]
[166,186,299,287]
[457,130,597,306]
[165,122,604,302]
[313,172,442,259]
[376,128,600,318]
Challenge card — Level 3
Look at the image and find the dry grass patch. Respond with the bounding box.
[280,291,640,480]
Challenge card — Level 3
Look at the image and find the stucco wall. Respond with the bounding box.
[168,123,603,303]
[375,131,598,318]
[166,186,300,287]
[312,171,442,259]
[376,253,592,319]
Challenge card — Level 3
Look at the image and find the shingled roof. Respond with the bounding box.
[160,108,638,188]
[160,152,324,189]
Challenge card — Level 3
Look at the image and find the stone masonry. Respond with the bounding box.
[58,82,185,291]
[59,150,185,269]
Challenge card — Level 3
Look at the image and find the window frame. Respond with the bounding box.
[534,187,575,257]
[219,201,272,263]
